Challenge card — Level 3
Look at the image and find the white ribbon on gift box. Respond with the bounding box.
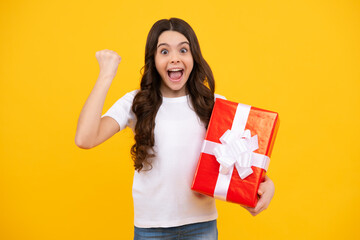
[200,103,270,201]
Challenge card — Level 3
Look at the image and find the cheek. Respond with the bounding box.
[187,58,194,72]
[185,54,194,67]
[155,57,166,73]
[154,59,162,75]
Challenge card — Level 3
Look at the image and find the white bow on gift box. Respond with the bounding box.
[214,129,270,179]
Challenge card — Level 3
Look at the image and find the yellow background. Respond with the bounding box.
[1,0,359,239]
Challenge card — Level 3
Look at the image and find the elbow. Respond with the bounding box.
[74,135,93,149]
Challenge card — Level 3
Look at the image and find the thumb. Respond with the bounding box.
[258,184,265,196]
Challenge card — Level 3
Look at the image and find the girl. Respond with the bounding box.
[75,18,275,240]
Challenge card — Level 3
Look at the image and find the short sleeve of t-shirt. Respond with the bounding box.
[101,90,138,131]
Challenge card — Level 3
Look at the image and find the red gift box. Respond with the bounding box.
[191,98,279,207]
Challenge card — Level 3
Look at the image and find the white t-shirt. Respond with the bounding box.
[101,90,226,228]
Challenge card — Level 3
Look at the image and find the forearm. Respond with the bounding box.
[75,75,113,148]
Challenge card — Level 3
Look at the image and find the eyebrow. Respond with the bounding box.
[157,41,190,48]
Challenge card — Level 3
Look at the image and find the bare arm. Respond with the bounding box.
[75,50,122,149]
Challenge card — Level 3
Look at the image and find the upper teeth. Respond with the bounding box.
[168,69,182,72]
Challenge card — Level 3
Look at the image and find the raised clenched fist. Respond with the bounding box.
[95,49,122,80]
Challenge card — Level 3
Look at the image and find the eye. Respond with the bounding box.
[160,49,168,54]
[180,48,188,53]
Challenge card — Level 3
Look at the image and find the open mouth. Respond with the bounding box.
[167,68,184,81]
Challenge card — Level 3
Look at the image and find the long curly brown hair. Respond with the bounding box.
[131,18,215,172]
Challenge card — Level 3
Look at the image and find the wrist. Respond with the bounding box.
[94,76,113,91]
[97,73,114,82]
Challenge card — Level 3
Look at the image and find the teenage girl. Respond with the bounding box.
[75,18,275,240]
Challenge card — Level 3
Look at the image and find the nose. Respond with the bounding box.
[169,52,180,63]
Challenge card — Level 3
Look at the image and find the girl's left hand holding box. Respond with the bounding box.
[241,175,275,216]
